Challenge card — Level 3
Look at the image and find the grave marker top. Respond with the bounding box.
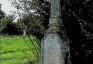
[50,0,61,17]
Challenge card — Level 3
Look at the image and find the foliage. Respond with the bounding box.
[0,10,5,33]
[0,10,5,19]
[1,36,40,64]
[61,0,93,64]
[0,16,19,35]
[14,21,24,35]
[0,17,12,33]
[32,0,50,28]
[15,15,45,39]
[11,0,50,39]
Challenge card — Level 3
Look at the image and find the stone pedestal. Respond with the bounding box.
[41,33,69,64]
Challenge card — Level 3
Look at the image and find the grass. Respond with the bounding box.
[0,35,40,64]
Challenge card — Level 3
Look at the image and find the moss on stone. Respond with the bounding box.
[45,28,60,34]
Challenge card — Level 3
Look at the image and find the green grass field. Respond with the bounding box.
[0,35,40,64]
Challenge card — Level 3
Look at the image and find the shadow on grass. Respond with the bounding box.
[25,59,40,64]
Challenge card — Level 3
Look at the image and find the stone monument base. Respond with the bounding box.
[41,33,68,64]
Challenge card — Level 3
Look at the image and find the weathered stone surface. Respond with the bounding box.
[23,30,26,37]
[41,0,71,64]
[50,0,61,17]
[49,17,62,28]
[41,33,69,64]
[49,0,61,27]
[45,28,60,34]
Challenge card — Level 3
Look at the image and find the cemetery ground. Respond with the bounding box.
[0,35,40,64]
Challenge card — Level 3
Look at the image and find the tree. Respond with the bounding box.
[11,0,50,39]
[0,16,18,35]
[61,0,93,64]
[17,15,45,39]
[0,8,5,34]
[0,10,5,19]
[11,0,93,64]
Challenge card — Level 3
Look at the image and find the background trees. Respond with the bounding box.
[61,0,93,64]
[0,16,19,35]
[0,10,5,19]
[0,9,5,33]
[11,0,50,39]
[9,0,93,64]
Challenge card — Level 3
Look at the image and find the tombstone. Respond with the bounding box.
[23,29,26,38]
[41,0,71,64]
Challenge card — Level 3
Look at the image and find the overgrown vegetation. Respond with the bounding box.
[1,36,40,64]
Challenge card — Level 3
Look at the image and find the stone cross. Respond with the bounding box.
[41,0,71,64]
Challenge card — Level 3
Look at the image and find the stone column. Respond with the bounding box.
[41,0,70,64]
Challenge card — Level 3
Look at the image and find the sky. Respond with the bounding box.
[0,0,16,15]
[0,0,35,22]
